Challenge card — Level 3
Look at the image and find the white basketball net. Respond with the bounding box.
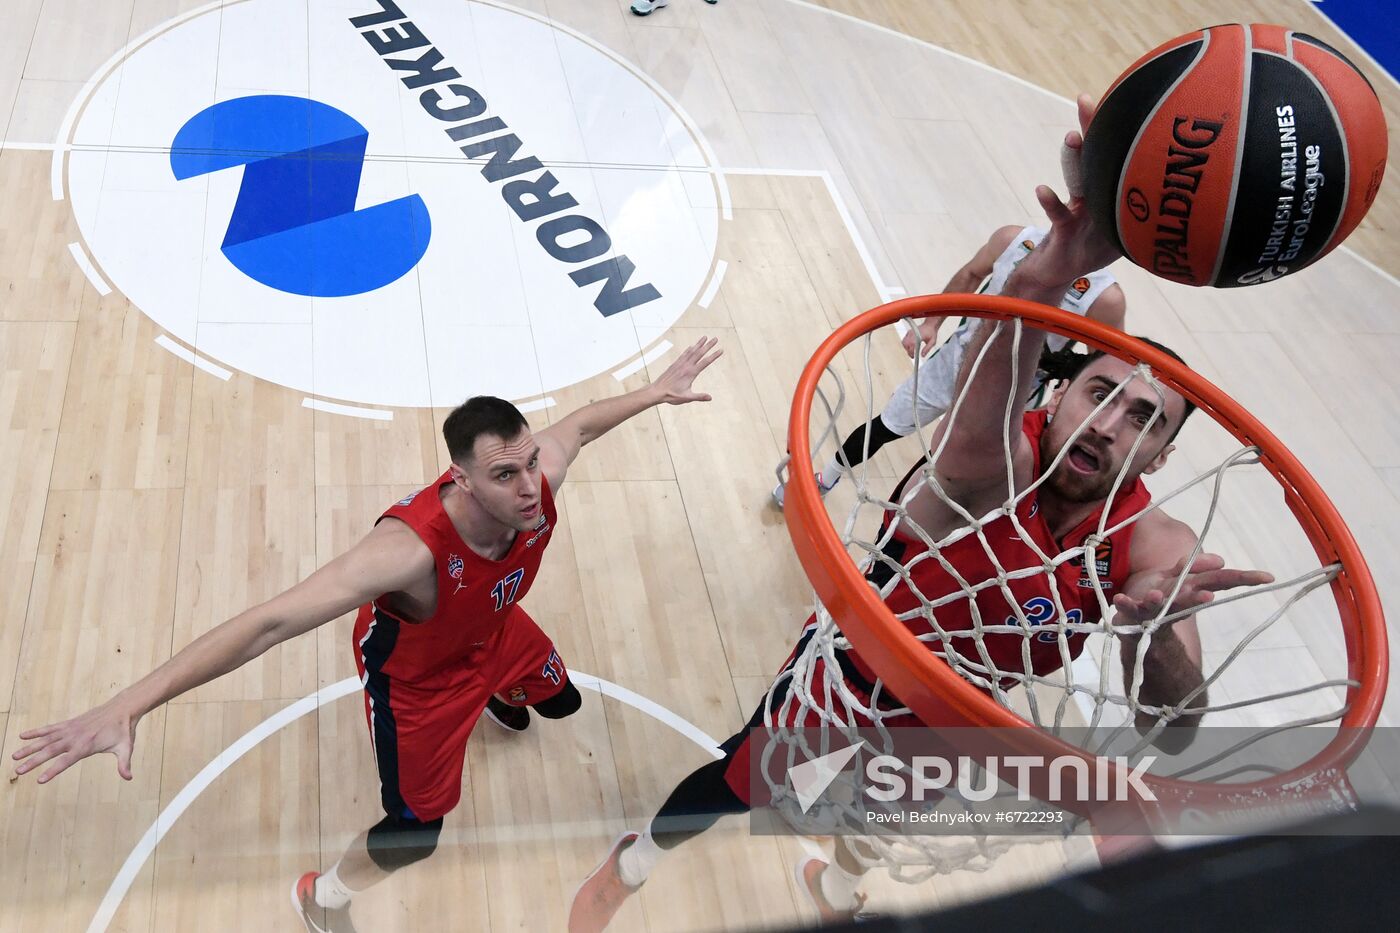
[764,314,1360,882]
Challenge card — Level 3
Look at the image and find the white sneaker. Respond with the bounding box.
[772,472,839,510]
[630,0,669,14]
[794,856,870,923]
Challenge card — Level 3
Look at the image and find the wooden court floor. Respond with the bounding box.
[1,1,1397,931]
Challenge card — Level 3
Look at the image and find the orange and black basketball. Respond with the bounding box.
[1082,23,1388,288]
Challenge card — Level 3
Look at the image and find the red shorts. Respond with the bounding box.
[720,617,920,806]
[354,605,569,821]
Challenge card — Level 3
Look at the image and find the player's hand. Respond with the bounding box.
[1113,553,1274,624]
[12,699,139,784]
[901,318,942,358]
[651,336,723,405]
[1020,94,1123,291]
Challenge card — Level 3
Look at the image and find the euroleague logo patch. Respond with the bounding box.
[64,0,722,408]
[1073,538,1114,589]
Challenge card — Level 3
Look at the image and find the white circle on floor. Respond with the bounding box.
[64,0,721,408]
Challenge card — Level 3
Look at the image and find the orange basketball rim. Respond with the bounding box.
[784,293,1388,829]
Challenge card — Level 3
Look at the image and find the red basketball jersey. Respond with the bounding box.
[352,471,558,686]
[869,409,1149,688]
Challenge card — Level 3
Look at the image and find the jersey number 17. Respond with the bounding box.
[491,568,526,611]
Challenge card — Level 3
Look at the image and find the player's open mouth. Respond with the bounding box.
[521,502,540,518]
[1067,443,1101,474]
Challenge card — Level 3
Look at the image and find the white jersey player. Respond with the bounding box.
[774,224,1126,507]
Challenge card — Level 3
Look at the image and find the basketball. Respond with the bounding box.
[1082,23,1388,288]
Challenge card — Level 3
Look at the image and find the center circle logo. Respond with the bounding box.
[64,0,722,408]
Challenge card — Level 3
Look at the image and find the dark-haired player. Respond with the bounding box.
[569,97,1272,931]
[11,338,721,933]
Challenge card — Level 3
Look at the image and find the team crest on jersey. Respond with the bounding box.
[397,490,422,507]
[448,553,468,594]
[1070,277,1091,297]
[508,685,528,704]
[1021,239,1036,251]
[1074,539,1114,588]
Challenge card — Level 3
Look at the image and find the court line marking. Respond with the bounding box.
[1297,0,1400,96]
[1334,238,1400,291]
[44,0,730,415]
[612,340,673,382]
[571,672,724,759]
[300,397,395,421]
[25,0,1396,310]
[697,259,728,309]
[49,12,1395,928]
[3,140,63,151]
[815,171,906,302]
[154,335,232,381]
[781,0,1397,298]
[87,671,719,933]
[47,0,732,223]
[67,241,112,295]
[29,139,723,171]
[790,0,1400,728]
[783,0,1069,104]
[721,167,904,303]
[517,396,557,413]
[478,0,732,221]
[51,0,238,200]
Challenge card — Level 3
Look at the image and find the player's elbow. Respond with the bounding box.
[947,272,982,294]
[248,610,292,662]
[931,445,1011,491]
[248,589,323,658]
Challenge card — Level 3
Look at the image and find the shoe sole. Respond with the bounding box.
[484,704,529,732]
[572,830,641,904]
[794,854,876,925]
[793,857,827,919]
[793,856,868,924]
[568,830,641,933]
[291,876,326,933]
[772,477,838,511]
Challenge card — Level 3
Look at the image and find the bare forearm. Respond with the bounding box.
[951,310,1047,441]
[942,269,985,294]
[121,608,280,717]
[949,257,1091,421]
[560,384,663,447]
[1120,629,1207,729]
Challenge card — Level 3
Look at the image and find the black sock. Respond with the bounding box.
[836,416,904,470]
[651,757,749,850]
